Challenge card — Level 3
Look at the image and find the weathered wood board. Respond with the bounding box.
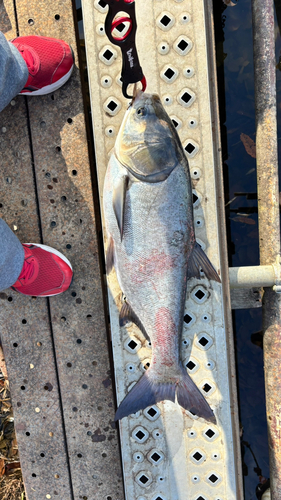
[0,1,123,498]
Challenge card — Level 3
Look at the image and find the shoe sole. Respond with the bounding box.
[19,62,74,96]
[24,243,73,297]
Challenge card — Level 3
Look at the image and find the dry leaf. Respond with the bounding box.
[231,216,256,225]
[223,0,237,5]
[240,133,256,158]
[0,347,7,380]
[5,462,21,475]
[0,459,5,477]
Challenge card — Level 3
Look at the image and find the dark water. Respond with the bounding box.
[213,0,281,498]
[74,1,281,497]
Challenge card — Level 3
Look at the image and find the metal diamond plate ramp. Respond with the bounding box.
[81,0,243,499]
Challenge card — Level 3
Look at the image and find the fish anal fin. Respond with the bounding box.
[105,236,114,274]
[187,242,221,283]
[113,175,129,241]
[119,301,150,341]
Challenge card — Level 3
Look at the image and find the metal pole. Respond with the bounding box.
[252,0,281,497]
[229,265,277,288]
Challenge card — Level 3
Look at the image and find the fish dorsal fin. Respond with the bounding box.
[119,301,150,341]
[105,236,115,274]
[188,242,221,282]
[113,175,129,240]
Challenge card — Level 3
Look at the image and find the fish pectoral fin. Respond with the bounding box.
[119,301,150,341]
[188,242,221,283]
[113,175,129,241]
[105,236,115,274]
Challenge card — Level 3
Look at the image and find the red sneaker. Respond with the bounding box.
[11,244,73,297]
[10,35,74,95]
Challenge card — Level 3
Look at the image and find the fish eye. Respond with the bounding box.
[136,107,147,117]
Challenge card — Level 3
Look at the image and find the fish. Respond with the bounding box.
[103,91,220,423]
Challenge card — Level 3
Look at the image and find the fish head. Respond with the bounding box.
[115,91,184,182]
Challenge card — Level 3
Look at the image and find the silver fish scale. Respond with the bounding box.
[81,0,242,498]
[104,154,193,369]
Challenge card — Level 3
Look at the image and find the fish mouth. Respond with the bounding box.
[134,90,160,103]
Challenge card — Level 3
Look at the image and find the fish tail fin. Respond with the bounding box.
[115,366,216,424]
[188,242,221,283]
[177,369,216,424]
[115,370,176,421]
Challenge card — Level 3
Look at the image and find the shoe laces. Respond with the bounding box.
[18,257,35,284]
[16,44,36,74]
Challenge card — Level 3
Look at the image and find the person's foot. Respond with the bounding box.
[10,35,74,96]
[11,244,73,297]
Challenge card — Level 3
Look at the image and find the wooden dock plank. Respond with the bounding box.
[1,0,124,498]
[13,0,124,498]
[0,4,73,500]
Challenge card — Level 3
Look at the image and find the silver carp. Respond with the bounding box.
[103,91,220,423]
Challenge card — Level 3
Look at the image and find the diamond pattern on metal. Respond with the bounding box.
[81,0,241,498]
